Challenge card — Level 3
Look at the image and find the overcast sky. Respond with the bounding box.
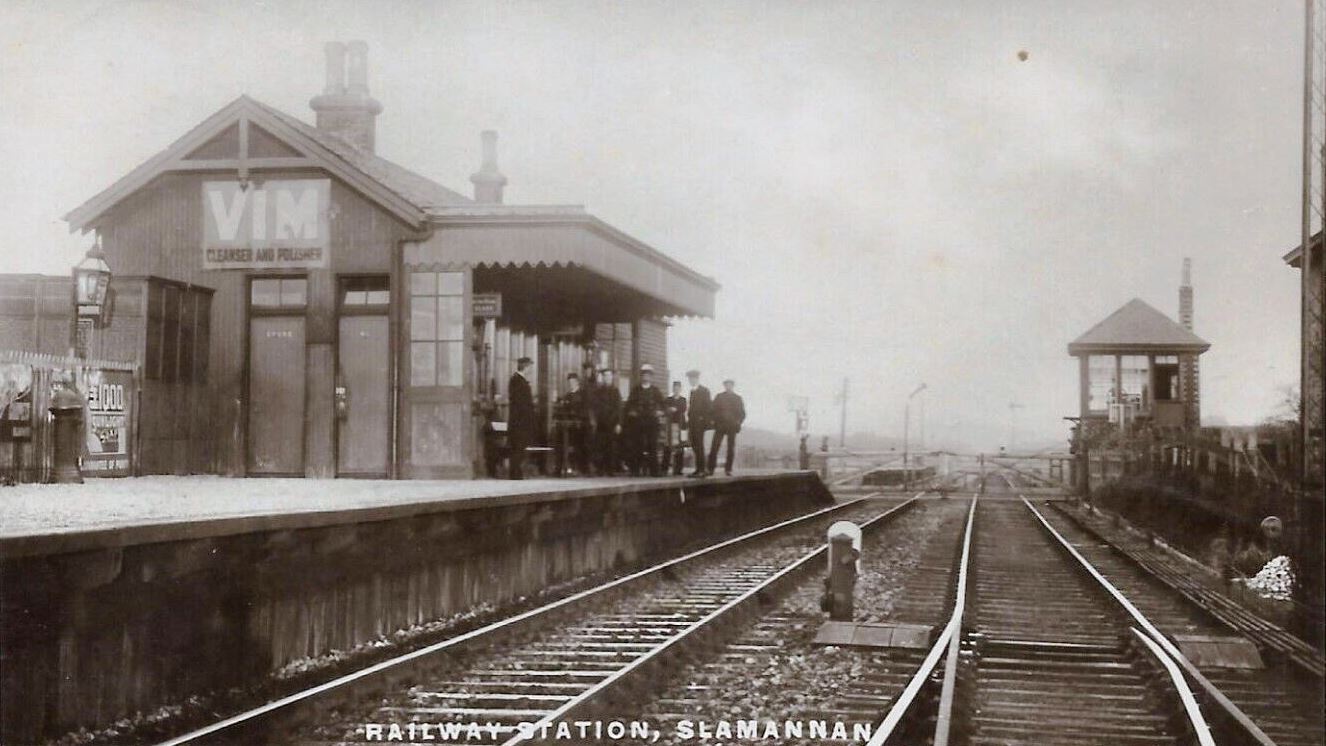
[0,0,1308,451]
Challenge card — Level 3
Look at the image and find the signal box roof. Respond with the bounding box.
[1067,298,1209,356]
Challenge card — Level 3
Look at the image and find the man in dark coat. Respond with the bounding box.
[506,357,535,479]
[663,381,689,476]
[589,367,623,475]
[707,378,745,476]
[685,369,713,477]
[626,364,666,476]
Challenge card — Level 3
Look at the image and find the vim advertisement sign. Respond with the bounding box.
[202,179,331,270]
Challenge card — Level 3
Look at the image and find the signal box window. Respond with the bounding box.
[1153,355,1180,401]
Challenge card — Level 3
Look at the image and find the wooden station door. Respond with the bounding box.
[246,277,309,475]
[336,277,391,476]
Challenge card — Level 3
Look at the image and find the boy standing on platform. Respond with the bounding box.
[664,381,689,476]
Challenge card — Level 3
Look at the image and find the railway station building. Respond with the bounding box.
[4,41,717,480]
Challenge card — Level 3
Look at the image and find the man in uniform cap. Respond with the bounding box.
[506,357,536,479]
[626,364,666,475]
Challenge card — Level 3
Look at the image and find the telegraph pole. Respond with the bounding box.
[903,383,927,490]
[1301,0,1326,489]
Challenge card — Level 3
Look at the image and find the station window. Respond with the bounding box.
[340,276,390,308]
[251,278,307,308]
[410,271,465,387]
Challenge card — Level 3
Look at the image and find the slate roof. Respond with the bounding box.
[1067,298,1210,355]
[249,98,473,212]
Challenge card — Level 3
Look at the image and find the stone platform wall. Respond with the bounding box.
[0,473,832,742]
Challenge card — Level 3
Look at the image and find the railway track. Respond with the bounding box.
[1042,505,1325,746]
[957,499,1192,746]
[868,485,1216,746]
[632,496,974,745]
[161,494,917,746]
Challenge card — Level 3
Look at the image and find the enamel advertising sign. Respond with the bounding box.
[202,179,331,270]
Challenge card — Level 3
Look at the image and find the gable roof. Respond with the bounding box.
[65,95,470,232]
[1067,298,1210,355]
[62,94,720,317]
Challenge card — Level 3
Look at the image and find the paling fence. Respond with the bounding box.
[1087,431,1324,649]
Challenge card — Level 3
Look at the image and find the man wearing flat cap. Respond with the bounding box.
[708,378,745,476]
[506,357,535,479]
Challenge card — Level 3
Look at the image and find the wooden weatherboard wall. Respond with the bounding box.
[92,170,418,476]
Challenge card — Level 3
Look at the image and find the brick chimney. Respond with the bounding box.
[309,40,383,153]
[1179,258,1200,427]
[470,131,507,204]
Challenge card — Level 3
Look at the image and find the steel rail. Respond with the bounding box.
[1022,497,1237,746]
[510,494,927,745]
[1044,502,1283,746]
[865,494,978,746]
[1050,501,1324,679]
[1130,627,1217,746]
[158,493,899,745]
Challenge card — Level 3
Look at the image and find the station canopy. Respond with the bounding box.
[406,208,717,322]
[64,95,717,320]
[1067,298,1209,356]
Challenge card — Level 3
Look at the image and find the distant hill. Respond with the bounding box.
[738,428,956,456]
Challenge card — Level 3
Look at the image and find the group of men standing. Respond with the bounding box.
[505,357,745,479]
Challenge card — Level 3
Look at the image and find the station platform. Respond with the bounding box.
[0,470,794,557]
[0,469,832,742]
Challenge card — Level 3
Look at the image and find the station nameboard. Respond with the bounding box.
[472,293,503,318]
[202,179,331,270]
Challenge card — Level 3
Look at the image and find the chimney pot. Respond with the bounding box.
[346,40,369,94]
[309,40,382,153]
[322,41,347,95]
